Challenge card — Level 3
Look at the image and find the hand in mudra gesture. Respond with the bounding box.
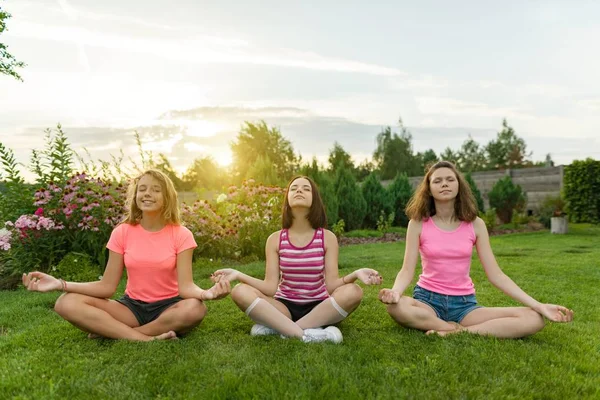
[22,272,62,292]
[201,280,231,301]
[378,288,401,304]
[354,268,383,285]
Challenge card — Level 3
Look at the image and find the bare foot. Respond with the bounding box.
[426,322,465,337]
[151,331,178,341]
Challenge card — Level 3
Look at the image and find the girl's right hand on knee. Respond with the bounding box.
[378,289,400,304]
[22,272,61,292]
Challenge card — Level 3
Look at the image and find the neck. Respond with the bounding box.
[289,210,313,232]
[434,201,456,221]
[140,213,166,231]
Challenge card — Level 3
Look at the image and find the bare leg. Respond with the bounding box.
[134,299,206,336]
[230,284,303,338]
[385,296,456,332]
[296,284,363,329]
[55,293,175,341]
[443,307,545,338]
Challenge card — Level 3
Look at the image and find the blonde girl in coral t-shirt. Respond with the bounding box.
[23,169,230,341]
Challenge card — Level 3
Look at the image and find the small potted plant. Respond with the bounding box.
[550,197,568,234]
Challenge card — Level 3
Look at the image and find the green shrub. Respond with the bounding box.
[313,173,339,226]
[465,173,484,212]
[334,167,366,231]
[53,252,101,282]
[479,208,497,232]
[361,173,389,229]
[331,219,345,237]
[563,158,600,223]
[538,194,567,228]
[488,177,526,223]
[377,211,395,235]
[386,173,413,227]
[511,211,530,228]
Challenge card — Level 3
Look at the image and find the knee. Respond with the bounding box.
[54,293,81,318]
[333,283,363,311]
[181,299,207,325]
[524,308,545,332]
[231,284,255,308]
[385,297,412,321]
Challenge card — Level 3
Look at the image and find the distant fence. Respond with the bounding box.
[383,165,564,214]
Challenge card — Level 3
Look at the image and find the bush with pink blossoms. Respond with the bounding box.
[0,173,127,286]
[181,180,285,260]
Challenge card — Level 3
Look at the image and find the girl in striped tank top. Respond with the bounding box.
[212,176,382,343]
[379,161,573,338]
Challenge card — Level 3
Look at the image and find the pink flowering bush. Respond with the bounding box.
[0,172,127,282]
[181,180,285,260]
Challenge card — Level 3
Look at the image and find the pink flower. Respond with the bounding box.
[34,208,44,216]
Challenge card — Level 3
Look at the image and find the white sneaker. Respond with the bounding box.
[250,324,278,336]
[302,326,343,344]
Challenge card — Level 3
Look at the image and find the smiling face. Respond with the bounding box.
[135,174,165,215]
[429,167,459,202]
[287,177,313,209]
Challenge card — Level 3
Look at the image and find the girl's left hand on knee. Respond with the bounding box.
[539,303,574,322]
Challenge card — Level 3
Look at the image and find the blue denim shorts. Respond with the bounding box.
[413,285,482,323]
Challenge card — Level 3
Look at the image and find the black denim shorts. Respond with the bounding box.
[275,298,325,322]
[117,294,183,326]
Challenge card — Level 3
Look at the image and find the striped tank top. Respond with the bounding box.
[274,228,330,303]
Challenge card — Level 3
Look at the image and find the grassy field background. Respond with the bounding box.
[1,224,598,399]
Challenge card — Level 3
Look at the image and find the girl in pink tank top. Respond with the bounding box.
[211,175,383,343]
[379,161,573,338]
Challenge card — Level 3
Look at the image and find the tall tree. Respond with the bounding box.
[457,135,487,173]
[328,142,355,175]
[416,149,438,174]
[439,147,459,165]
[230,121,299,183]
[485,119,531,170]
[373,118,420,179]
[334,166,366,231]
[0,7,26,81]
[182,156,224,191]
[361,172,389,229]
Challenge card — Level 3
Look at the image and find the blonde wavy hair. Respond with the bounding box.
[122,169,181,225]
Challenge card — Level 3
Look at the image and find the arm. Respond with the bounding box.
[474,217,573,322]
[22,250,124,298]
[379,219,421,304]
[323,230,382,293]
[474,217,542,309]
[177,248,230,301]
[211,231,281,296]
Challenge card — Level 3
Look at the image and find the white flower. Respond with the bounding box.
[216,193,227,203]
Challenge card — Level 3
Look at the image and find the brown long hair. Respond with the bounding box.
[282,175,327,229]
[122,169,181,225]
[405,161,478,222]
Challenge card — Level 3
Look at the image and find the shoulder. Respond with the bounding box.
[323,229,337,241]
[266,230,283,246]
[171,224,193,236]
[323,229,338,249]
[112,222,132,235]
[472,217,487,235]
[407,219,424,233]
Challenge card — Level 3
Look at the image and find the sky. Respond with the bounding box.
[1,0,599,181]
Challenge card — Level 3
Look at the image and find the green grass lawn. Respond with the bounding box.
[1,224,598,399]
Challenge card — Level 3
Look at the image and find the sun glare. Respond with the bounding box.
[185,120,223,138]
[215,151,232,167]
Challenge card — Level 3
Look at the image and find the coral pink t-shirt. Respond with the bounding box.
[106,223,197,302]
[416,218,477,296]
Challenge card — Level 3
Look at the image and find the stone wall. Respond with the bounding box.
[383,166,563,213]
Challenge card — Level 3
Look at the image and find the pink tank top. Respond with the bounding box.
[274,228,330,303]
[416,218,477,295]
